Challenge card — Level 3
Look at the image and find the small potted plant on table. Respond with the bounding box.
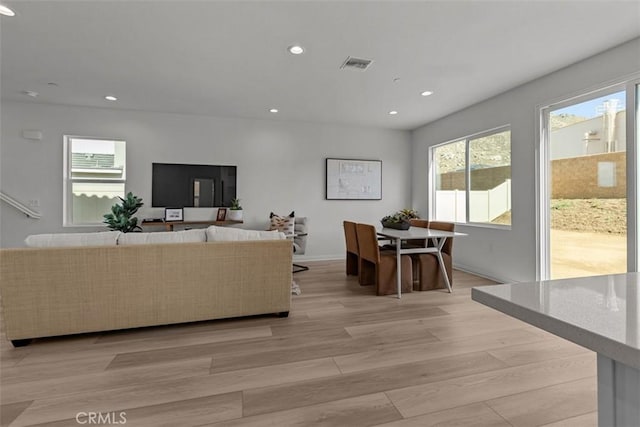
[381,208,419,230]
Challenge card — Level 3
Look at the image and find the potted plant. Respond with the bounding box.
[103,192,144,232]
[227,198,243,221]
[381,208,419,230]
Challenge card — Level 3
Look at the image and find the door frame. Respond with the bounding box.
[536,76,640,280]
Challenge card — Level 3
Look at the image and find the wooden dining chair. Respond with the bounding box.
[343,221,359,277]
[355,223,413,295]
[406,218,430,248]
[412,221,455,291]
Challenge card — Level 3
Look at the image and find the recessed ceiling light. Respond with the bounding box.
[0,5,15,17]
[421,90,434,97]
[105,95,117,101]
[389,110,398,115]
[288,45,304,55]
[269,108,279,113]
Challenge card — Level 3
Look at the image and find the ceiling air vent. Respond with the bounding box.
[340,56,373,71]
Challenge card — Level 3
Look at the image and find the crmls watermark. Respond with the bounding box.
[75,412,127,425]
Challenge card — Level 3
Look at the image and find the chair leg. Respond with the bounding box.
[346,252,359,276]
[359,259,375,286]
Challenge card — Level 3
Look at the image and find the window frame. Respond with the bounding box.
[63,135,127,227]
[429,125,512,229]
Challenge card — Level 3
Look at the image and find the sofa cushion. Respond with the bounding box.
[269,211,295,235]
[117,229,206,245]
[25,231,121,248]
[206,226,285,241]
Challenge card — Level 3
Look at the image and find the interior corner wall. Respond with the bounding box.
[0,103,411,257]
[411,38,640,283]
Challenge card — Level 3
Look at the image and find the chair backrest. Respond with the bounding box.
[410,219,430,228]
[355,223,380,264]
[408,218,429,247]
[428,221,454,255]
[343,221,359,255]
[293,217,308,254]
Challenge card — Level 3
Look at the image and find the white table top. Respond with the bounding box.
[377,226,466,239]
[472,273,640,369]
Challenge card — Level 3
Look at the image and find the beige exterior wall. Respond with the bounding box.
[551,152,626,199]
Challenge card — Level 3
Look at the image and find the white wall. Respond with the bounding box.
[0,103,412,257]
[412,38,640,283]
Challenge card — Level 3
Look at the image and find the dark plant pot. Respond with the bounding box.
[381,220,410,230]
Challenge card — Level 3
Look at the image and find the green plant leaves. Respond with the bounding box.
[103,192,144,233]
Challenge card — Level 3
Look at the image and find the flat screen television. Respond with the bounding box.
[152,163,237,208]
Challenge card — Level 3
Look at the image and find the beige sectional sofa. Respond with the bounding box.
[0,228,292,346]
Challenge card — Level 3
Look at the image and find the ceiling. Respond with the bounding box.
[1,1,639,131]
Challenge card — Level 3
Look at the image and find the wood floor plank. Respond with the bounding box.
[107,327,350,370]
[344,309,521,338]
[0,400,32,427]
[1,357,212,405]
[334,328,545,374]
[210,331,439,374]
[485,377,597,427]
[487,337,591,367]
[23,392,242,427]
[375,402,511,427]
[15,325,273,367]
[539,411,598,427]
[242,351,507,417]
[93,313,303,344]
[386,353,596,418]
[272,306,450,337]
[0,347,31,369]
[204,393,401,427]
[11,358,340,426]
[1,355,115,384]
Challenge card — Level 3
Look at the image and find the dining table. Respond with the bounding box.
[376,226,467,298]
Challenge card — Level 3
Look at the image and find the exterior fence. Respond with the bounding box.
[435,179,511,223]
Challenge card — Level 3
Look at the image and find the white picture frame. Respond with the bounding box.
[326,158,382,200]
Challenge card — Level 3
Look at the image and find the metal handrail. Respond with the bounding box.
[0,191,42,219]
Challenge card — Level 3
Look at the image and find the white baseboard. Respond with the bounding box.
[453,262,517,284]
[294,254,344,262]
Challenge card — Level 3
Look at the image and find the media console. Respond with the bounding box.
[141,219,243,231]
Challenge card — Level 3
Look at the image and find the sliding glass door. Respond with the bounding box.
[541,85,634,279]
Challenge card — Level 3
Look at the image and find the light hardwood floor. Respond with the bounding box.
[0,261,597,426]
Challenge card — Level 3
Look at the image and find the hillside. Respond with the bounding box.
[434,114,588,174]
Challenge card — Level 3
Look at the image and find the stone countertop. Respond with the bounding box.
[472,273,639,369]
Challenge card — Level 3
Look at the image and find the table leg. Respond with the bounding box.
[434,237,452,293]
[396,237,402,299]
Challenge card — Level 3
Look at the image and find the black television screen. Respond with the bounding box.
[152,163,237,208]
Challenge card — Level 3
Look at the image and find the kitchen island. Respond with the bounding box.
[472,274,639,427]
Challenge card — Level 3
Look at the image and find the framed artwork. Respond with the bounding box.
[216,208,227,221]
[326,158,382,200]
[164,208,183,222]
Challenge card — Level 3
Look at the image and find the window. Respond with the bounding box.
[431,127,511,226]
[63,136,126,226]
